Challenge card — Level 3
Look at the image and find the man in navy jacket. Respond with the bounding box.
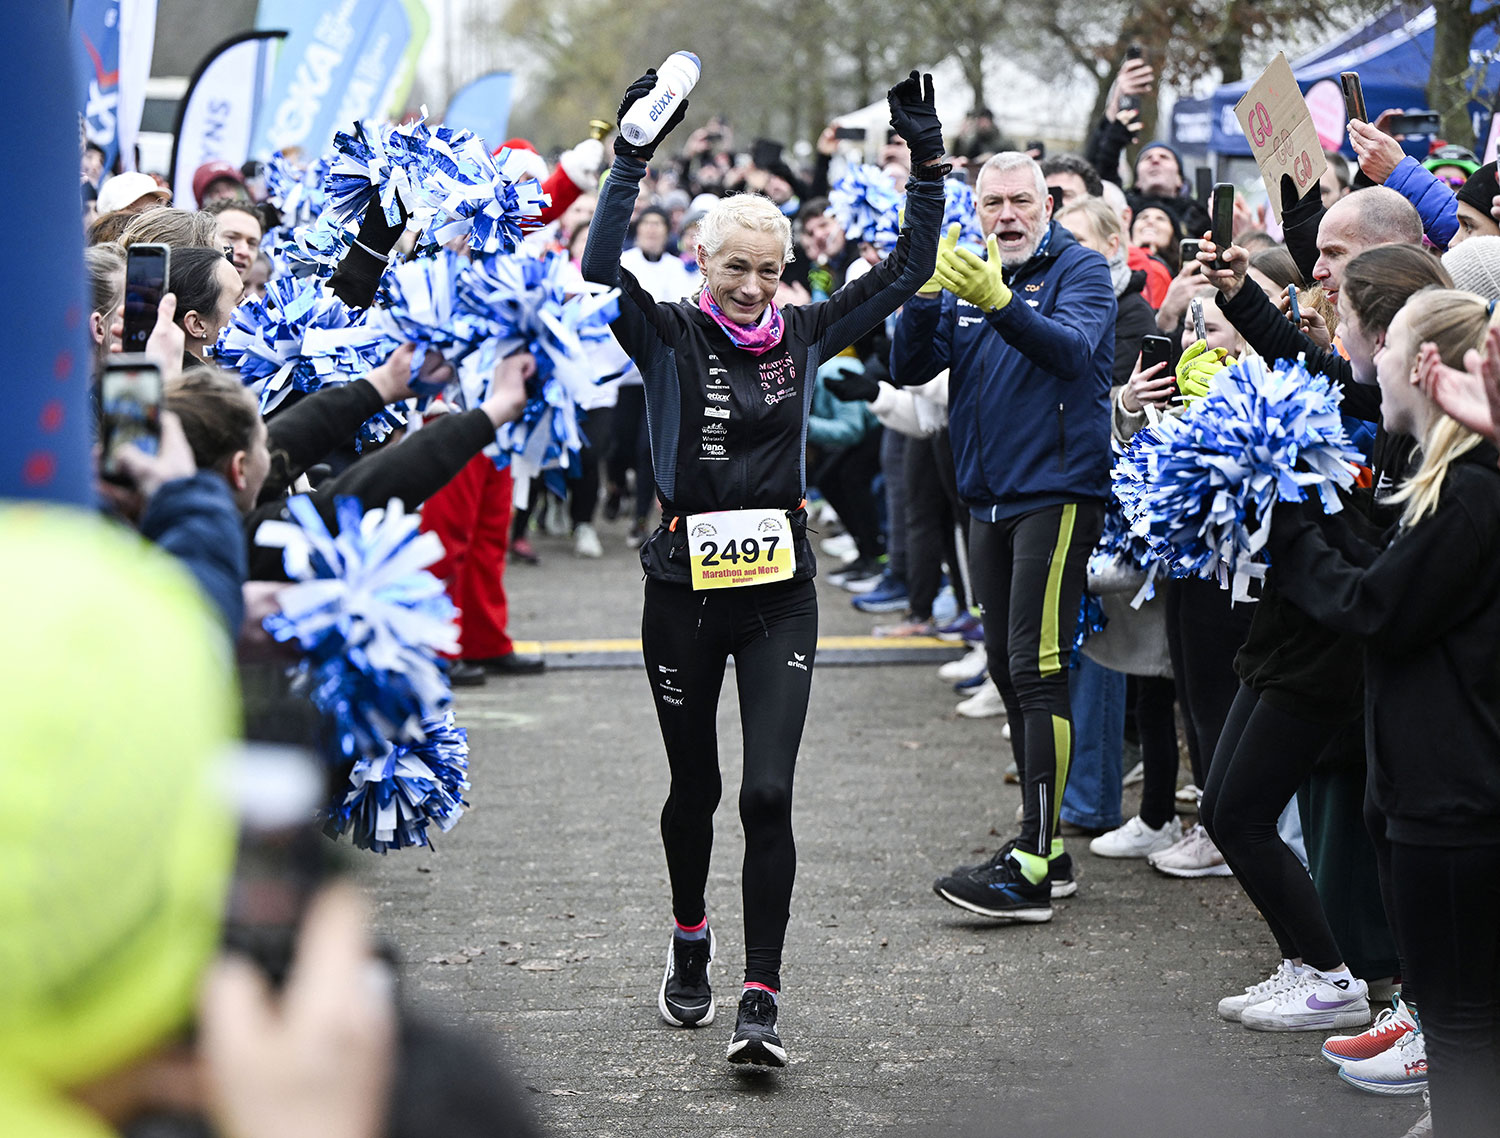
[893,151,1115,922]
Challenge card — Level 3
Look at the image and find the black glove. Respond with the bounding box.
[355,190,410,258]
[887,70,945,166]
[614,69,689,162]
[824,369,880,403]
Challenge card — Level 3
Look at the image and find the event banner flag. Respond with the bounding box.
[442,71,515,150]
[6,6,95,505]
[114,0,159,171]
[70,0,122,170]
[252,0,416,159]
[384,0,431,118]
[170,31,285,207]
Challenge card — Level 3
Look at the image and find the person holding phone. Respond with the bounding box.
[1085,55,1210,242]
[582,66,946,1066]
[1265,289,1500,1137]
[1349,117,1500,252]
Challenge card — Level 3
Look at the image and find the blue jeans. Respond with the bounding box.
[1060,655,1126,831]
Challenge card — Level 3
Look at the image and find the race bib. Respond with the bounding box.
[686,508,794,590]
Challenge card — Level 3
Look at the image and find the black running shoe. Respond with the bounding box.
[934,853,1053,922]
[726,989,787,1067]
[658,929,715,1027]
[953,840,1076,900]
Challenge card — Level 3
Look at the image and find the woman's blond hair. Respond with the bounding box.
[1056,196,1121,248]
[1388,288,1493,526]
[697,193,795,265]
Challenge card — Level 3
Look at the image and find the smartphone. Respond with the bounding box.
[1190,298,1207,343]
[220,742,330,986]
[752,138,784,170]
[1287,283,1301,324]
[1140,333,1173,374]
[1340,72,1367,123]
[1210,183,1235,270]
[1119,43,1144,115]
[1048,185,1066,214]
[1195,166,1214,206]
[832,125,867,141]
[1180,238,1204,267]
[1387,111,1443,137]
[122,242,169,353]
[99,355,162,483]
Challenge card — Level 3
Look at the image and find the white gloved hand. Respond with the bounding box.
[559,138,605,190]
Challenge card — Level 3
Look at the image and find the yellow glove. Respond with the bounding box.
[1175,339,1235,404]
[918,222,961,296]
[933,232,1012,311]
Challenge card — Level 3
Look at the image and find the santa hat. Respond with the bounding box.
[496,138,550,185]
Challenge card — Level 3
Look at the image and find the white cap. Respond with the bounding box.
[97,172,170,215]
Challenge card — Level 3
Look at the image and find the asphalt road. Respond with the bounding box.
[358,513,1418,1138]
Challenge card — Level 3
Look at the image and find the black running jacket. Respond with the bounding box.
[582,152,942,585]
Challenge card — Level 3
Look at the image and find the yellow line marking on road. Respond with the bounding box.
[510,636,958,654]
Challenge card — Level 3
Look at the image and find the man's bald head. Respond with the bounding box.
[1314,186,1424,303]
[1338,185,1423,245]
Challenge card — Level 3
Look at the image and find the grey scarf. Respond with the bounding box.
[1109,245,1133,298]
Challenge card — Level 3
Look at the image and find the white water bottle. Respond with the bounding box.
[620,52,701,147]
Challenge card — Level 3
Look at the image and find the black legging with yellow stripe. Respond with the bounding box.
[970,501,1103,859]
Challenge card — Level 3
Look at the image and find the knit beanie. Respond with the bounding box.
[1135,140,1185,180]
[1442,235,1500,300]
[1455,162,1499,216]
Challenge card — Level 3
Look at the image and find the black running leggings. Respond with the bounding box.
[1135,676,1181,831]
[1201,684,1347,971]
[1389,840,1500,1138]
[1163,577,1253,789]
[970,502,1102,859]
[641,576,818,992]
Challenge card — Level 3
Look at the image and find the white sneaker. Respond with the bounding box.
[819,532,857,561]
[1217,959,1304,1022]
[956,679,1005,719]
[1089,815,1183,859]
[1240,969,1370,1032]
[1322,998,1418,1065]
[1147,822,1234,878]
[544,496,570,536]
[1122,760,1144,787]
[1338,1026,1427,1095]
[1176,782,1201,804]
[1002,720,1011,741]
[938,644,986,683]
[573,523,603,558]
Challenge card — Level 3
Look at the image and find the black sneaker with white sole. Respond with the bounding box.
[953,840,1077,900]
[658,929,715,1027]
[726,989,787,1067]
[934,853,1053,922]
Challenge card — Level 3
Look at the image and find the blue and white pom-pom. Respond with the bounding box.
[214,276,373,414]
[1111,357,1364,600]
[455,251,620,493]
[1088,495,1168,608]
[941,176,984,249]
[325,711,470,852]
[257,495,459,761]
[829,164,901,252]
[416,135,551,255]
[265,152,331,227]
[324,116,549,254]
[325,118,424,231]
[367,249,497,389]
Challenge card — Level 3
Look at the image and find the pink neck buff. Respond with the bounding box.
[698,289,785,355]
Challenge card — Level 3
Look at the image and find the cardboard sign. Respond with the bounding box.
[1234,52,1328,221]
